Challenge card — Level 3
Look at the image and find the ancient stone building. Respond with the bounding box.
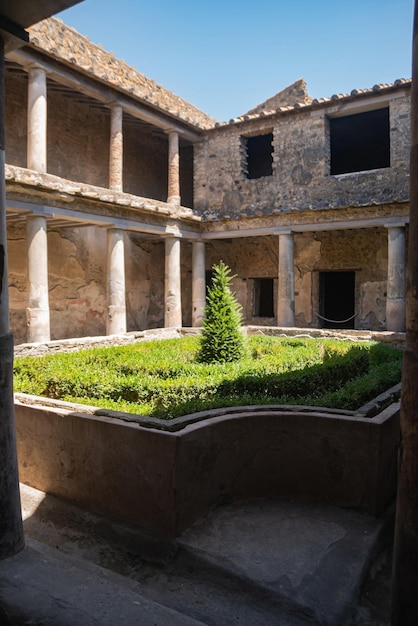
[4,18,410,344]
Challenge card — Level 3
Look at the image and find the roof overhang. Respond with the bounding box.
[0,1,84,52]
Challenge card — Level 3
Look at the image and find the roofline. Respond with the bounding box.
[208,79,412,131]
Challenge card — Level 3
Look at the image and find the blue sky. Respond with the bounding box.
[58,0,414,121]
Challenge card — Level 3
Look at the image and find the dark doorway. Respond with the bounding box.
[319,271,355,329]
[253,278,274,317]
[205,270,214,294]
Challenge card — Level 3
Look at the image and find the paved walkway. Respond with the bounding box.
[0,484,393,625]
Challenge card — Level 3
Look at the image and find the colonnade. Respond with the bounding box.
[23,60,186,342]
[22,220,407,343]
[17,63,409,342]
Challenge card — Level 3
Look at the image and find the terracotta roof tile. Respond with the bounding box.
[28,18,216,131]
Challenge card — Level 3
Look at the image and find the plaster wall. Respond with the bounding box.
[14,399,399,538]
[194,94,410,220]
[7,224,391,342]
[8,226,194,343]
[204,228,389,330]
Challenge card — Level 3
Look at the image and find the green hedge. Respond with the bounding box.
[13,336,403,419]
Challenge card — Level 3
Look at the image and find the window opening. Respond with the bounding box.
[330,107,390,175]
[319,271,355,329]
[253,278,274,317]
[242,133,273,179]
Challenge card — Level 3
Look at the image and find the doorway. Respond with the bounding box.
[319,271,355,329]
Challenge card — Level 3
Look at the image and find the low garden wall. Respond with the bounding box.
[14,392,400,538]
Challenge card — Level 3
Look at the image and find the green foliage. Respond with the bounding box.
[197,261,246,363]
[13,336,403,419]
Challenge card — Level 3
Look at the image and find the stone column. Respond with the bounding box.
[0,35,25,560]
[386,225,406,332]
[106,228,127,335]
[165,236,182,327]
[391,3,418,621]
[109,104,123,192]
[167,131,181,205]
[277,232,295,327]
[26,215,51,342]
[192,240,206,327]
[27,66,47,172]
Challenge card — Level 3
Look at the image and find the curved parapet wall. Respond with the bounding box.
[14,393,400,538]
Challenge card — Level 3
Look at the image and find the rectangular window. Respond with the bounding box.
[253,278,274,317]
[329,107,390,175]
[242,133,273,179]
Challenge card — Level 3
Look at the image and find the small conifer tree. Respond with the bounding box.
[197,261,246,363]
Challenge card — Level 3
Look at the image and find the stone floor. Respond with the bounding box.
[0,484,394,625]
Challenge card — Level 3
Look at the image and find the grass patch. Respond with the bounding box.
[13,336,403,419]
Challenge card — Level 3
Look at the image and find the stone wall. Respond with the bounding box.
[8,227,197,343]
[7,219,396,342]
[5,70,27,167]
[123,123,168,201]
[47,88,110,188]
[15,396,400,537]
[194,93,410,220]
[205,227,390,330]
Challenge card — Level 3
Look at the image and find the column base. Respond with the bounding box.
[26,307,50,343]
[0,332,25,560]
[167,195,181,206]
[107,306,127,335]
[386,300,406,332]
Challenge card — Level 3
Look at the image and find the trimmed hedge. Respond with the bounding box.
[13,336,403,419]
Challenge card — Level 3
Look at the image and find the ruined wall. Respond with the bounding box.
[47,88,110,187]
[125,235,165,330]
[204,228,389,330]
[5,70,27,167]
[194,93,410,219]
[123,123,168,201]
[8,226,176,344]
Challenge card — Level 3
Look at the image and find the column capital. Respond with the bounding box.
[271,228,294,236]
[384,222,407,229]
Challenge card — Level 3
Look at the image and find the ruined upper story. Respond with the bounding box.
[3,16,412,228]
[193,81,411,221]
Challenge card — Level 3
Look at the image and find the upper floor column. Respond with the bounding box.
[192,240,206,327]
[277,231,295,327]
[109,104,123,192]
[167,130,180,205]
[27,66,47,172]
[386,224,406,332]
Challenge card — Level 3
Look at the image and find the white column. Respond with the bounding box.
[165,236,182,327]
[109,104,123,192]
[277,232,295,327]
[106,228,126,335]
[26,215,50,342]
[27,66,47,172]
[192,240,206,327]
[167,131,180,205]
[386,225,406,332]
